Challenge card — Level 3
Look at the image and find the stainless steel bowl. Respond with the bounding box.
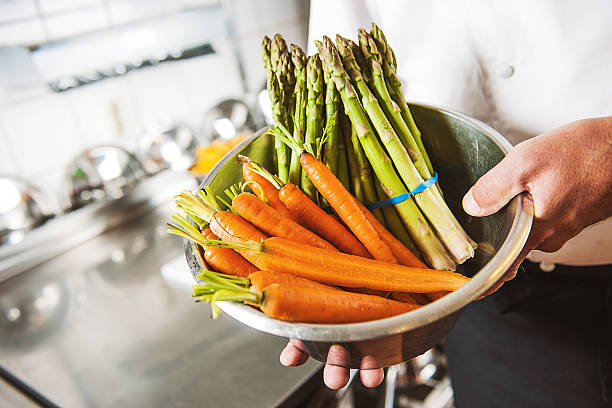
[0,177,57,246]
[64,145,146,210]
[184,103,533,368]
[138,123,199,174]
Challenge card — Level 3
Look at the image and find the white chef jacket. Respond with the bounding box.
[308,0,612,266]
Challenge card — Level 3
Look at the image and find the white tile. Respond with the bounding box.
[107,0,172,25]
[44,6,109,41]
[66,77,143,148]
[38,0,103,14]
[0,123,19,174]
[0,18,47,46]
[173,48,244,135]
[0,93,86,176]
[0,0,37,23]
[124,62,191,136]
[229,0,308,36]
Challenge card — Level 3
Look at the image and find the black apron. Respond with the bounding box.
[445,260,612,408]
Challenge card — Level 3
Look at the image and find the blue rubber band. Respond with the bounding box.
[364,172,439,210]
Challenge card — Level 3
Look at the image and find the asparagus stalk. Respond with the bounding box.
[269,34,291,183]
[302,53,325,202]
[315,40,341,177]
[335,34,475,264]
[358,29,431,182]
[373,178,421,258]
[344,119,364,202]
[336,107,352,192]
[289,44,307,186]
[350,120,387,226]
[362,28,476,249]
[321,36,455,270]
[370,23,433,175]
[263,36,285,175]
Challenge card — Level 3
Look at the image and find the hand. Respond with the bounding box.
[280,339,384,389]
[462,116,612,296]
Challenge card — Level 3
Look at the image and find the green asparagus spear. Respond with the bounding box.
[358,29,431,182]
[344,119,364,202]
[289,44,307,186]
[315,40,341,177]
[370,23,434,175]
[303,53,325,202]
[335,34,475,264]
[262,37,285,174]
[350,120,387,226]
[362,28,476,249]
[373,178,421,258]
[321,36,456,270]
[269,34,291,183]
[336,108,352,192]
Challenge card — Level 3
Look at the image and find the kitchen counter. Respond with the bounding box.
[0,189,319,407]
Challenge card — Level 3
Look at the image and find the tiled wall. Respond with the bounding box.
[0,0,310,209]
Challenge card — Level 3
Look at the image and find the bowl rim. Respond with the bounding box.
[190,102,534,342]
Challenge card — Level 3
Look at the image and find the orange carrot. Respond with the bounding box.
[299,152,397,263]
[248,270,341,292]
[425,291,449,302]
[208,211,267,265]
[260,284,420,323]
[392,292,429,305]
[223,237,469,293]
[278,183,372,258]
[355,200,427,268]
[242,160,298,222]
[231,192,337,251]
[200,227,258,278]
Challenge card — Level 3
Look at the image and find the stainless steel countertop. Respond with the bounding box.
[0,192,318,407]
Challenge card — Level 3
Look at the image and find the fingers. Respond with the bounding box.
[280,339,310,367]
[323,345,351,389]
[463,148,529,217]
[359,355,384,388]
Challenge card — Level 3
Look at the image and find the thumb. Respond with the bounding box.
[463,153,527,216]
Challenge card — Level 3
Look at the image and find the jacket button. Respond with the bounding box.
[497,64,515,78]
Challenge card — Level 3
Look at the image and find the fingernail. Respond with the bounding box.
[463,189,482,215]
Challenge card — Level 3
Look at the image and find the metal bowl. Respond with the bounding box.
[184,103,534,368]
[64,145,146,210]
[0,176,57,246]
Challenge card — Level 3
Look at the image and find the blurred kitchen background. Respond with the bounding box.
[0,0,308,205]
[0,1,455,407]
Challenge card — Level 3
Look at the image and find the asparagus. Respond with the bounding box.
[350,120,387,226]
[344,119,364,202]
[358,29,431,182]
[315,40,341,177]
[289,44,307,186]
[362,28,476,249]
[370,23,433,175]
[335,34,474,264]
[302,53,325,202]
[321,36,455,270]
[262,36,285,174]
[336,108,352,192]
[269,34,291,183]
[373,178,421,258]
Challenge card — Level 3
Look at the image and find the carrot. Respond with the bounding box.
[200,227,258,278]
[392,292,429,305]
[241,159,298,222]
[260,284,420,323]
[278,183,372,257]
[425,291,449,302]
[247,270,341,293]
[354,199,427,268]
[230,192,337,251]
[194,272,421,323]
[298,151,397,263]
[208,211,267,265]
[211,236,469,293]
